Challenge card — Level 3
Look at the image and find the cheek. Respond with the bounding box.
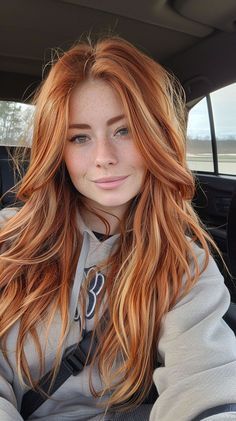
[129,148,145,172]
[132,153,146,183]
[64,149,85,179]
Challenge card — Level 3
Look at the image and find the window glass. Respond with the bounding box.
[0,101,34,147]
[210,83,236,175]
[186,97,214,172]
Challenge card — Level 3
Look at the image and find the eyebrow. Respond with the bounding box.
[68,114,126,129]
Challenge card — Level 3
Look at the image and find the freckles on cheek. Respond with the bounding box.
[69,156,78,174]
[64,151,79,175]
[69,158,87,180]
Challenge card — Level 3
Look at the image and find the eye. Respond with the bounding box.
[114,127,129,138]
[69,134,90,144]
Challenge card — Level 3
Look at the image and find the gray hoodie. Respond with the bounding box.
[0,207,236,421]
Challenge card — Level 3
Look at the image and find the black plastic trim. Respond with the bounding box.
[192,404,236,420]
[206,94,218,175]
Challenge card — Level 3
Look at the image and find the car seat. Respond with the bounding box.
[223,189,236,333]
[227,189,236,280]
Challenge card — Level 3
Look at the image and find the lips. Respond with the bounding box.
[94,176,128,183]
[93,175,129,189]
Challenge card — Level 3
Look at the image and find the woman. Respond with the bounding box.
[0,37,235,421]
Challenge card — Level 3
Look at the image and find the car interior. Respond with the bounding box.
[0,0,236,325]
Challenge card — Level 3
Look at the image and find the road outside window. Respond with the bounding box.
[186,97,214,172]
[186,83,236,176]
[211,83,236,175]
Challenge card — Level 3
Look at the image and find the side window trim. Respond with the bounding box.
[206,94,219,175]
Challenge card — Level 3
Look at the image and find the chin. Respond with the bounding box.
[91,198,131,211]
[97,201,128,209]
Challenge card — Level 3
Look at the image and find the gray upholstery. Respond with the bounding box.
[227,190,236,279]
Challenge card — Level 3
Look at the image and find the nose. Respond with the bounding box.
[95,139,118,168]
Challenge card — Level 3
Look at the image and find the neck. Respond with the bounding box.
[81,209,121,235]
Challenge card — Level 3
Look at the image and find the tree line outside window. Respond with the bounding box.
[0,101,34,147]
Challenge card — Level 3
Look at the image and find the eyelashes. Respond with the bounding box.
[114,127,129,137]
[68,126,130,145]
[69,134,90,144]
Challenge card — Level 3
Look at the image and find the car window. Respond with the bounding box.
[0,101,34,147]
[211,84,236,175]
[186,97,214,172]
[186,82,236,176]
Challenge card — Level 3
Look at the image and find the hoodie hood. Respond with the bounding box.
[69,213,120,324]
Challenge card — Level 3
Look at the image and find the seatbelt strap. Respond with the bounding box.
[20,330,97,420]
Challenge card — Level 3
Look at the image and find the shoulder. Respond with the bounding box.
[180,240,226,310]
[161,242,229,339]
[188,239,222,279]
[153,242,236,421]
[0,207,19,226]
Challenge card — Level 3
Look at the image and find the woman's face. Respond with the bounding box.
[64,79,145,218]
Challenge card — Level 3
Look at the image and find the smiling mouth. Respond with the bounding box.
[93,176,129,189]
[94,176,127,183]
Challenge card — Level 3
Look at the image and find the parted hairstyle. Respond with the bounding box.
[0,36,214,409]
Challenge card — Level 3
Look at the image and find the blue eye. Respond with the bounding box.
[70,134,90,144]
[114,127,129,137]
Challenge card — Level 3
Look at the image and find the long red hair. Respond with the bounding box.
[0,37,213,409]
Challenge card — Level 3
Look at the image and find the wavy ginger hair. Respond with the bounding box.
[0,37,212,409]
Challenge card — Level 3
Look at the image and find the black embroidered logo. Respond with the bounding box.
[74,266,105,322]
[85,267,105,319]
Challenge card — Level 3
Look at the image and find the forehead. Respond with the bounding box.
[69,79,125,122]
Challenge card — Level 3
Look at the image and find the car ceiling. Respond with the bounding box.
[0,0,236,102]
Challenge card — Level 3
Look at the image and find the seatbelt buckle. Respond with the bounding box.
[62,344,88,375]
